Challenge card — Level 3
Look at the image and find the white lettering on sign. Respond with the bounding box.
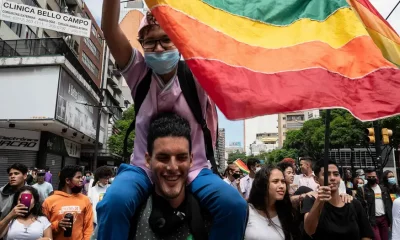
[0,128,40,151]
[0,0,91,37]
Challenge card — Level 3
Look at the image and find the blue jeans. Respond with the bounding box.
[96,164,247,240]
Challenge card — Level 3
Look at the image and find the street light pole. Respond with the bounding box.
[92,95,104,171]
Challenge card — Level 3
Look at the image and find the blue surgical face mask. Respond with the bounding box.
[144,49,180,75]
[388,177,397,185]
[358,183,364,188]
[359,175,365,180]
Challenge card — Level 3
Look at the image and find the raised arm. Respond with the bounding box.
[101,0,132,69]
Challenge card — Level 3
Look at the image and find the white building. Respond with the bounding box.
[244,114,278,155]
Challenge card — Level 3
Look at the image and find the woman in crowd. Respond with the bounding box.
[382,170,400,201]
[352,177,364,196]
[278,161,315,208]
[245,165,300,240]
[0,186,52,240]
[88,166,113,228]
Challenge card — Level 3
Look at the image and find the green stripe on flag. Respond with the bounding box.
[202,0,350,26]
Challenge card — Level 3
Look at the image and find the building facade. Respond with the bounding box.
[79,4,103,87]
[243,115,278,155]
[0,0,125,187]
[215,128,226,170]
[277,110,320,147]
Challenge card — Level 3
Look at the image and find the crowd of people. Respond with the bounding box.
[1,1,399,239]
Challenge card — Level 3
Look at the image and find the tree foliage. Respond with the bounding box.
[282,109,400,163]
[227,151,247,164]
[108,106,135,156]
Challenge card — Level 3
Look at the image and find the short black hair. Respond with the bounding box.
[45,166,50,171]
[300,156,313,163]
[365,168,376,174]
[247,158,260,169]
[7,163,28,175]
[313,160,339,177]
[277,161,294,173]
[58,165,82,190]
[147,112,192,155]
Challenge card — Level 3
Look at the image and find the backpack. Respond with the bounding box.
[122,61,220,176]
[129,191,210,240]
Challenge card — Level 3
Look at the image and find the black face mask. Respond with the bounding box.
[71,185,83,194]
[367,178,377,185]
[232,173,241,179]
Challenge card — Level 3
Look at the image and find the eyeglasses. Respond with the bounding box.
[140,37,174,51]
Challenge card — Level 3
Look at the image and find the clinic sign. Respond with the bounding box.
[0,0,91,37]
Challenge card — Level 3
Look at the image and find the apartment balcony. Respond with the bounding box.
[0,38,101,97]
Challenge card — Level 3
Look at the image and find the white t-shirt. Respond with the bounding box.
[223,178,238,190]
[5,216,50,240]
[240,175,254,199]
[245,204,284,240]
[371,185,385,216]
[88,183,110,224]
[32,182,53,202]
[392,198,400,239]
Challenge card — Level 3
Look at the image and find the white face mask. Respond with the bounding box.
[98,182,107,188]
[255,167,261,173]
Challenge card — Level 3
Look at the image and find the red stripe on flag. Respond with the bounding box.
[355,0,397,33]
[186,59,400,121]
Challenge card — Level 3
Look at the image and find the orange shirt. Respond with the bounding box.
[42,190,93,240]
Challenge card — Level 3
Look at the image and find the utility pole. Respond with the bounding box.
[373,121,383,178]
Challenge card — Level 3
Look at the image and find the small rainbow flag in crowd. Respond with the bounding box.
[145,0,400,121]
[234,159,250,174]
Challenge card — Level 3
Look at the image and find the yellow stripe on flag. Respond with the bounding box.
[147,0,368,49]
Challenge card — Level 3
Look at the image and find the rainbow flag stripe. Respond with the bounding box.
[234,159,250,174]
[145,0,400,121]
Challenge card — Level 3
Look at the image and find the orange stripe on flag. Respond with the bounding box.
[353,0,398,33]
[350,0,400,45]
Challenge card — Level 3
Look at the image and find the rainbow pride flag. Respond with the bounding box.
[145,0,400,121]
[233,159,249,174]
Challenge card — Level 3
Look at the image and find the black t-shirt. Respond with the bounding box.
[301,197,374,240]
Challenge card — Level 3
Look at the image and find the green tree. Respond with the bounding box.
[108,106,135,157]
[266,149,298,164]
[227,151,247,164]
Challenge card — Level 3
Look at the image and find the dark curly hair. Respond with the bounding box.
[58,165,82,191]
[11,186,44,219]
[147,112,192,156]
[92,166,114,187]
[248,165,300,240]
[277,161,295,174]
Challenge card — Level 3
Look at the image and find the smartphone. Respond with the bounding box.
[20,193,32,209]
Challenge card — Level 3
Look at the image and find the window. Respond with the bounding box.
[24,26,37,39]
[283,124,286,128]
[287,115,304,121]
[22,0,39,7]
[282,117,286,120]
[91,24,97,38]
[82,52,99,77]
[73,41,79,54]
[84,37,99,59]
[4,21,22,37]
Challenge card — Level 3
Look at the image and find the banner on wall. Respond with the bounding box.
[0,0,91,37]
